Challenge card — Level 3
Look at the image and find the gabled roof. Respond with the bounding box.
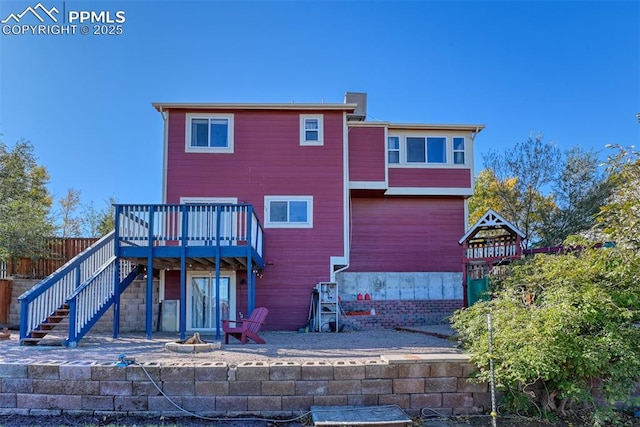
[458,209,525,244]
[152,102,357,112]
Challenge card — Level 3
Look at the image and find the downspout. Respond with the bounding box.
[158,107,169,204]
[330,112,351,282]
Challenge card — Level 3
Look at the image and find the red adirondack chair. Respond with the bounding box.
[222,307,269,344]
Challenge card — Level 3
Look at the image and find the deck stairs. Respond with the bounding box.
[18,231,141,347]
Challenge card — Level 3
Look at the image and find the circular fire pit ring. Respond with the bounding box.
[164,333,221,353]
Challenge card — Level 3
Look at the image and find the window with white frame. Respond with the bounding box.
[300,115,323,145]
[186,113,234,153]
[405,136,447,164]
[264,196,313,228]
[453,137,465,164]
[387,136,400,164]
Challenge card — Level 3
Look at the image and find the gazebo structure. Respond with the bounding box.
[458,209,525,305]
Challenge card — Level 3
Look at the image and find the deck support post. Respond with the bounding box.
[113,205,121,338]
[113,257,121,339]
[214,207,222,339]
[179,205,187,341]
[145,206,154,340]
[247,211,255,314]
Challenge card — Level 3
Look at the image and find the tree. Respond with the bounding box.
[536,147,611,247]
[597,145,640,249]
[481,134,560,247]
[0,138,54,264]
[56,188,84,237]
[85,196,117,238]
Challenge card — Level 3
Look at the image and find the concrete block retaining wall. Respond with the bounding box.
[0,355,489,418]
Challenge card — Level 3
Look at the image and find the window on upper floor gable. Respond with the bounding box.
[264,196,313,228]
[387,136,400,164]
[186,113,234,153]
[300,115,324,146]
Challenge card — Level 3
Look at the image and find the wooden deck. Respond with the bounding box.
[114,203,265,272]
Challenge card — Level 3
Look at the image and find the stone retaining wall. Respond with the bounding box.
[0,355,489,418]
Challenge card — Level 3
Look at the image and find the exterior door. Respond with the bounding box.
[188,275,231,331]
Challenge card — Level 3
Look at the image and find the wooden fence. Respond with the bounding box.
[6,237,99,279]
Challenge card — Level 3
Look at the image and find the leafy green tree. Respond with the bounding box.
[481,134,560,247]
[56,187,84,237]
[85,196,116,237]
[0,138,54,266]
[597,145,640,249]
[537,147,611,247]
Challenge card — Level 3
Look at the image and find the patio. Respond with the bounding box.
[0,325,459,365]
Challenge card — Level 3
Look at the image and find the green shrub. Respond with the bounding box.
[452,241,640,425]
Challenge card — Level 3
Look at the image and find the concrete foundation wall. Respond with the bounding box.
[337,272,463,301]
[0,355,490,418]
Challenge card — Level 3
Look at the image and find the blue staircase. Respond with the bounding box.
[18,231,141,347]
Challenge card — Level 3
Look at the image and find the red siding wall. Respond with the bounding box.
[388,168,471,189]
[164,110,346,330]
[348,197,465,272]
[348,126,386,183]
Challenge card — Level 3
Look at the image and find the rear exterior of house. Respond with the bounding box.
[153,94,484,333]
[17,93,484,346]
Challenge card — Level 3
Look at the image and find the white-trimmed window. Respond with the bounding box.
[387,136,400,164]
[186,113,234,153]
[406,136,447,164]
[264,196,313,228]
[300,115,323,146]
[453,137,465,164]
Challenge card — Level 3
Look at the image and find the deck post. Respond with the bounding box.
[179,205,187,341]
[145,206,154,340]
[247,211,255,314]
[113,257,121,339]
[113,205,121,338]
[214,206,222,339]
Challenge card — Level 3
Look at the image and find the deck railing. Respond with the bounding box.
[465,243,519,259]
[65,258,138,347]
[18,231,116,341]
[115,204,264,258]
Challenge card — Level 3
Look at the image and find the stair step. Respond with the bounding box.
[31,331,49,338]
[48,315,67,322]
[21,338,42,346]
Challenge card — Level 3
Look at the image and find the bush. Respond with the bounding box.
[451,241,640,425]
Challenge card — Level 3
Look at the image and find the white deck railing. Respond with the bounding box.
[116,204,264,258]
[18,231,116,341]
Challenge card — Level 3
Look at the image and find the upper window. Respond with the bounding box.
[186,113,234,153]
[387,136,400,164]
[264,196,313,228]
[405,137,446,164]
[300,115,324,146]
[453,137,465,164]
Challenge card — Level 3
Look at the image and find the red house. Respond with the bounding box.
[19,93,484,346]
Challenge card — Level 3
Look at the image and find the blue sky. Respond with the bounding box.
[0,1,638,214]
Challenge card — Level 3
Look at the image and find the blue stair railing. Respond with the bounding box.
[18,231,140,347]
